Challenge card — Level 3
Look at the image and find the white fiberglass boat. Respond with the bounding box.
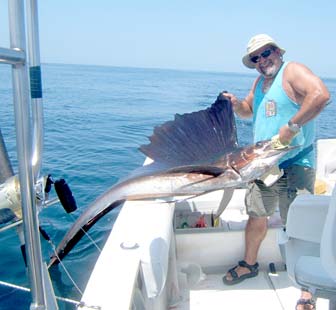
[79,139,336,310]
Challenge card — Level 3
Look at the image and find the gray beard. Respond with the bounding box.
[262,64,278,77]
[261,61,283,77]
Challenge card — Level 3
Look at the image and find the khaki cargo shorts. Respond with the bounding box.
[245,165,315,224]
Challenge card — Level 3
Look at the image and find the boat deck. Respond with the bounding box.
[173,270,329,310]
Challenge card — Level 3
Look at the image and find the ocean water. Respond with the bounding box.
[0,64,335,309]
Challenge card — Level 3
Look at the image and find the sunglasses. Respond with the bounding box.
[250,49,273,64]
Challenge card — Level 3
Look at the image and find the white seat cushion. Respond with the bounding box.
[295,256,336,291]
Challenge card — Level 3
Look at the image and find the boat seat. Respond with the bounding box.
[315,139,336,194]
[295,256,336,295]
[284,185,336,302]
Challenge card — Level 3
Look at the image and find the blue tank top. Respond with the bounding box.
[253,62,315,168]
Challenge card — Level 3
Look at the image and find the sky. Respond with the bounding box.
[1,0,336,78]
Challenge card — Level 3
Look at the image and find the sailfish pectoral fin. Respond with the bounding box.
[178,167,242,191]
[165,165,226,177]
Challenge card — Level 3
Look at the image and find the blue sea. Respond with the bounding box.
[0,64,335,309]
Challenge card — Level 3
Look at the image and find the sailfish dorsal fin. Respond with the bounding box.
[139,95,238,166]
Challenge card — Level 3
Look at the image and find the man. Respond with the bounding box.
[221,34,330,310]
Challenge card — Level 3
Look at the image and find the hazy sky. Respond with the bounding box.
[1,0,335,78]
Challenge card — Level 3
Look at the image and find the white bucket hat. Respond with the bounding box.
[242,34,286,69]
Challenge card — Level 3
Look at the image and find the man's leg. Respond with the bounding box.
[224,216,267,281]
[223,180,278,284]
[245,216,268,264]
[284,166,316,310]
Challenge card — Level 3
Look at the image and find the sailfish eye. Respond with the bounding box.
[255,141,264,148]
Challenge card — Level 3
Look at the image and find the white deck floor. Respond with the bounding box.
[173,271,330,310]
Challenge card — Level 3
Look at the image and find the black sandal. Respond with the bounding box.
[223,260,259,285]
[296,298,316,310]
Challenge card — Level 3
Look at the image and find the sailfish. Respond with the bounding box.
[49,95,295,266]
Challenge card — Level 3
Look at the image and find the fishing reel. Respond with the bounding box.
[0,174,77,266]
[0,174,77,227]
[0,176,22,225]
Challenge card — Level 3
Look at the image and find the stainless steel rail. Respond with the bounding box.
[0,47,25,65]
[26,0,44,180]
[1,0,57,309]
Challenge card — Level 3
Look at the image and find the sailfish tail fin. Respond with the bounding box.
[139,95,238,166]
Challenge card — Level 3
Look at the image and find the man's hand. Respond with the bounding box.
[218,91,241,111]
[271,134,290,150]
[272,124,299,149]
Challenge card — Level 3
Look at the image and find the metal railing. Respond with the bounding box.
[1,0,56,309]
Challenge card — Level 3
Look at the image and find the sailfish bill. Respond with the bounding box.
[49,95,296,266]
